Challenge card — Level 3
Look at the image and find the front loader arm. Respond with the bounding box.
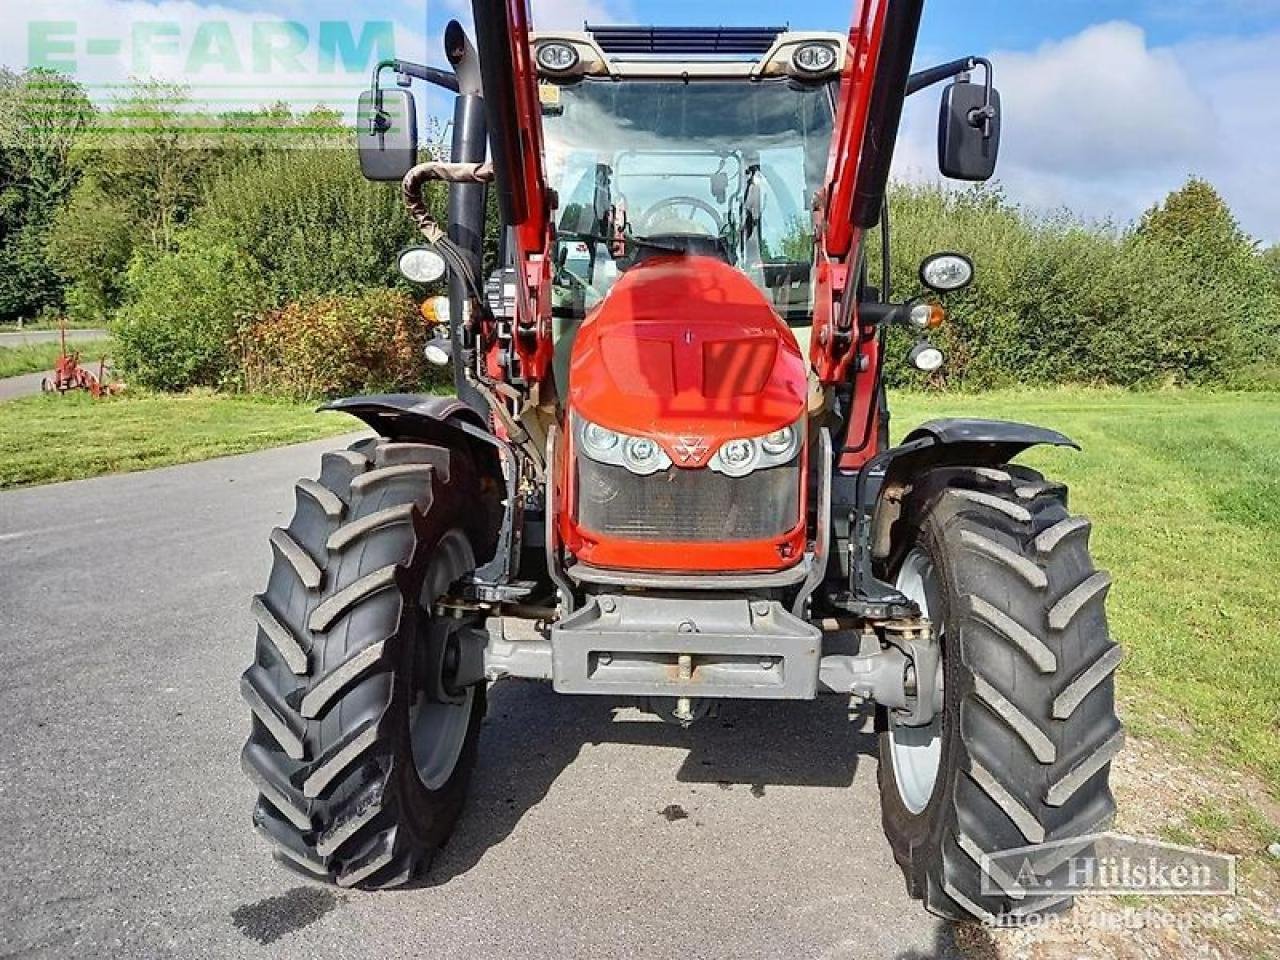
[472,0,556,385]
[812,0,925,466]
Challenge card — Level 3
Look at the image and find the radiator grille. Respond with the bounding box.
[576,459,800,542]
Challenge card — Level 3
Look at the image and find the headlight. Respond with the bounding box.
[575,416,672,476]
[792,42,838,75]
[761,426,799,458]
[582,422,620,457]
[397,246,446,284]
[624,437,665,475]
[536,42,580,73]
[920,252,974,293]
[710,420,804,477]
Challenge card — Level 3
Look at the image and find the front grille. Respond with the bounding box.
[576,459,800,542]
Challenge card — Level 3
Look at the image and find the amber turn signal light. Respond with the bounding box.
[908,302,947,331]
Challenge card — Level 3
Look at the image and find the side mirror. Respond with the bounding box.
[357,88,418,182]
[938,80,1001,181]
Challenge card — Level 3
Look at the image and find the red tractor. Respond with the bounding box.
[241,0,1122,922]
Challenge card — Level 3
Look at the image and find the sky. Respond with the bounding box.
[3,0,1278,242]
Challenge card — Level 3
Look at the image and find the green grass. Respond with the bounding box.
[892,388,1280,795]
[0,340,113,379]
[0,391,353,488]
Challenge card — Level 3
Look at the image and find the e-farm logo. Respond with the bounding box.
[27,19,396,77]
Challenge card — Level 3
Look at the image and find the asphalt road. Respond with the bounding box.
[0,438,966,960]
[0,372,47,401]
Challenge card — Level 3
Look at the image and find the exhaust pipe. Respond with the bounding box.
[444,20,488,414]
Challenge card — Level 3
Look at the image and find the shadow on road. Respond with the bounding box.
[427,679,877,886]
[893,921,999,960]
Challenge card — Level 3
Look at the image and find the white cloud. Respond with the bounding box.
[893,21,1280,243]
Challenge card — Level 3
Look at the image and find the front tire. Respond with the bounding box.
[240,437,495,888]
[877,466,1124,923]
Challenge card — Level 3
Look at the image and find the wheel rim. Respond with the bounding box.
[888,548,945,815]
[409,672,473,791]
[407,531,476,792]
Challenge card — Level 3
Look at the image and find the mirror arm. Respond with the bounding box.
[369,59,459,100]
[880,196,892,303]
[907,56,996,139]
[366,59,460,136]
[906,56,976,96]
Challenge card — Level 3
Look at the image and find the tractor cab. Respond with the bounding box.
[533,29,842,333]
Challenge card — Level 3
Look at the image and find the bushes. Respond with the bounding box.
[0,69,94,323]
[107,147,444,394]
[113,236,265,390]
[238,290,438,399]
[879,181,1280,390]
[191,149,425,303]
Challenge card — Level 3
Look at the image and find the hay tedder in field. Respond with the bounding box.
[240,0,1122,921]
[41,323,120,398]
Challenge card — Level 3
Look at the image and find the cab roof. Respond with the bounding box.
[529,25,847,81]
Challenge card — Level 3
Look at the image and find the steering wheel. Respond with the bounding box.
[636,196,725,236]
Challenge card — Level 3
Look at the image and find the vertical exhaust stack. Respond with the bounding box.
[444,20,488,413]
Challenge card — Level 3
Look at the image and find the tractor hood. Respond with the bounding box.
[566,255,807,468]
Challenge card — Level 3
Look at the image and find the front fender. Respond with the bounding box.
[866,417,1078,563]
[321,394,518,586]
[320,393,488,447]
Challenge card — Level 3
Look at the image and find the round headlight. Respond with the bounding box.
[909,342,945,373]
[398,246,447,284]
[536,42,580,73]
[761,426,797,458]
[624,436,664,474]
[719,439,758,476]
[424,336,452,367]
[793,42,838,75]
[582,422,620,456]
[920,253,974,293]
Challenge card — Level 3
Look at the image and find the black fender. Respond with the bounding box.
[866,418,1077,562]
[321,394,519,587]
[842,419,1077,616]
[320,392,508,482]
[322,393,488,447]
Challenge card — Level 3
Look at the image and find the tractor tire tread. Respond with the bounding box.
[879,468,1122,925]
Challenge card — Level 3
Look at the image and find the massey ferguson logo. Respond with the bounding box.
[672,437,709,464]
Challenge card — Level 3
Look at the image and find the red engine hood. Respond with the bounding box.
[567,255,807,467]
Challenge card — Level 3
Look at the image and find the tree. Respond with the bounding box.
[0,68,94,322]
[1263,245,1280,293]
[1135,177,1278,382]
[75,82,214,254]
[1137,177,1257,278]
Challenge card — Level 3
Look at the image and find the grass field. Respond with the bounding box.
[1,387,1276,795]
[0,340,114,379]
[0,391,353,488]
[893,389,1280,796]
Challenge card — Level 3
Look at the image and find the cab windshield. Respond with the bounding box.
[540,78,835,324]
